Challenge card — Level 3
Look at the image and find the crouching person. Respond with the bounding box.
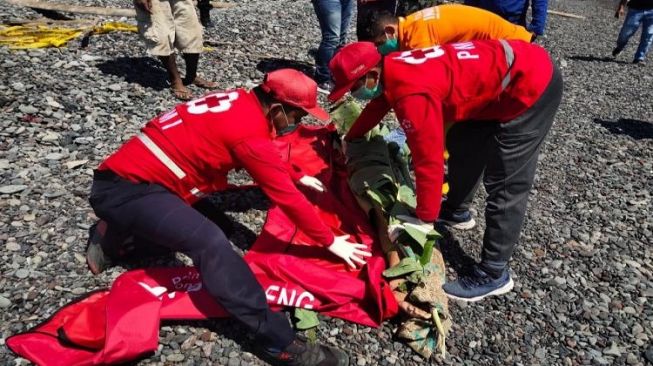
[86,69,368,365]
[329,41,562,302]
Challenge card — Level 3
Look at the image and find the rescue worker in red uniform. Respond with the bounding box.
[86,69,364,366]
[328,41,562,302]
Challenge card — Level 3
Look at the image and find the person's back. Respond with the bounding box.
[464,0,548,36]
[398,4,534,50]
[382,39,552,122]
[102,89,270,203]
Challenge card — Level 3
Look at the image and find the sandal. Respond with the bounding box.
[172,86,193,101]
[191,77,218,89]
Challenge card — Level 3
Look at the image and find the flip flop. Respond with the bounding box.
[192,77,218,89]
[172,87,193,101]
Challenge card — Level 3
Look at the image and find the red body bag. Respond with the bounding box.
[7,125,398,365]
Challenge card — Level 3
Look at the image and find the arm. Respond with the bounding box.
[344,95,393,141]
[394,94,445,222]
[529,0,548,35]
[615,0,628,18]
[233,139,335,245]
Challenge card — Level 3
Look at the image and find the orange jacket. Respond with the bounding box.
[398,4,533,50]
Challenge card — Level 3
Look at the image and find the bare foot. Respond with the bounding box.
[191,77,218,89]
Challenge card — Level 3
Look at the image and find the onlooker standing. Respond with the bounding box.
[356,0,441,40]
[357,0,397,40]
[198,0,213,27]
[612,0,653,64]
[464,0,548,37]
[134,0,217,100]
[312,0,355,91]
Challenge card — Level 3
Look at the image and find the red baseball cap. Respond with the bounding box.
[328,42,382,102]
[261,69,330,122]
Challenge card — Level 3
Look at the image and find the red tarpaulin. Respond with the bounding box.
[7,125,398,365]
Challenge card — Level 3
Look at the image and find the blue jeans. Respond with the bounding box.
[312,0,354,83]
[616,7,653,61]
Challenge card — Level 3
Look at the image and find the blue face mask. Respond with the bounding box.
[377,37,399,55]
[351,78,383,101]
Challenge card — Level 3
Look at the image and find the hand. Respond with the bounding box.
[135,0,152,13]
[328,235,372,269]
[298,176,325,193]
[615,4,625,18]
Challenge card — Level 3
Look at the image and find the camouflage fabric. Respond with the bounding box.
[331,99,451,359]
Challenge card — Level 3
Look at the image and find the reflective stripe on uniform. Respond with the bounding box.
[190,187,205,198]
[137,133,186,179]
[499,39,515,91]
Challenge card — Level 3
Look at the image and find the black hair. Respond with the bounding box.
[357,9,398,41]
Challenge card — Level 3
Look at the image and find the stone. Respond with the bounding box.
[19,104,38,114]
[0,185,28,194]
[6,241,21,251]
[0,295,11,308]
[65,160,88,169]
[15,269,29,279]
[603,343,621,357]
[45,152,65,160]
[549,276,567,286]
[166,353,185,362]
[645,345,653,363]
[626,353,638,365]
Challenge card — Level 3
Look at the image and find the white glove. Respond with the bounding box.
[328,235,372,269]
[298,175,325,192]
[387,215,433,241]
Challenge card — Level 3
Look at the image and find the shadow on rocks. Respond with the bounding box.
[256,58,315,78]
[567,55,630,64]
[96,56,169,90]
[435,223,477,277]
[594,117,653,140]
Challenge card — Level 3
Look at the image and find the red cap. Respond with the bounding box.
[328,42,382,102]
[261,69,330,121]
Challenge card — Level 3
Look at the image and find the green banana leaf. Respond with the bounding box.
[383,257,422,278]
[294,308,319,330]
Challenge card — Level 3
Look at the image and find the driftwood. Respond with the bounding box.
[4,0,235,18]
[547,9,586,20]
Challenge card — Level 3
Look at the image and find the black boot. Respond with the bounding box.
[259,336,349,366]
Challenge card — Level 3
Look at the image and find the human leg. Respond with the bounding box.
[88,171,349,364]
[88,171,295,347]
[439,121,496,229]
[312,0,343,83]
[614,8,644,56]
[479,67,563,277]
[172,0,216,88]
[443,67,563,302]
[339,0,355,47]
[633,9,653,62]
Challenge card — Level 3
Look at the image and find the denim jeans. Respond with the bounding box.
[616,7,653,61]
[312,0,354,83]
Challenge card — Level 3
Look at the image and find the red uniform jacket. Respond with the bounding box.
[345,39,553,222]
[101,89,334,245]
